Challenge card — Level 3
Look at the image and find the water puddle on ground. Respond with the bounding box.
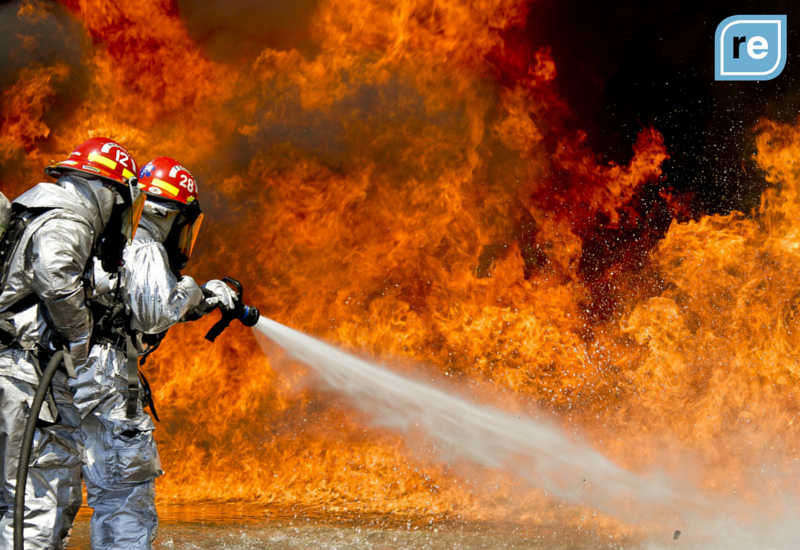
[68,505,636,550]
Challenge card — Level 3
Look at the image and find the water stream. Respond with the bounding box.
[253,317,680,522]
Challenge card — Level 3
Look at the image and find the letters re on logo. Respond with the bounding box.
[715,15,787,81]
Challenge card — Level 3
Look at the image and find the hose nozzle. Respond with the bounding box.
[240,304,260,327]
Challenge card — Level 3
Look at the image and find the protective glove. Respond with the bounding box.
[91,257,117,297]
[191,279,238,316]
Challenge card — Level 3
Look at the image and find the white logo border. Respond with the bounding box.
[719,20,783,76]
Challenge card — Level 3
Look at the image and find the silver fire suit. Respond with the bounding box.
[0,175,117,550]
[70,205,234,550]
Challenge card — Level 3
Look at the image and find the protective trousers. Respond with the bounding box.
[0,351,83,550]
[72,343,162,550]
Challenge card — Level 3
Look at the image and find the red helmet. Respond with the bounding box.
[139,157,204,269]
[45,137,144,247]
[45,137,139,187]
[138,156,199,205]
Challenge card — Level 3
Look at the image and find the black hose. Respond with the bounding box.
[13,351,64,550]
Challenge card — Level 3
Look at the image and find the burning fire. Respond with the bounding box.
[2,0,799,530]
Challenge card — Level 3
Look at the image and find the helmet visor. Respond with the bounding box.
[121,182,145,244]
[177,212,204,261]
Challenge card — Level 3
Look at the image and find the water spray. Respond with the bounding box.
[252,316,688,522]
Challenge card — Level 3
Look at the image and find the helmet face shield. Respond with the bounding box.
[121,179,145,244]
[177,212,203,262]
[162,200,203,272]
[98,178,145,273]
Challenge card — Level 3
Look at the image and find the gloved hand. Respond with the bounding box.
[193,279,238,316]
[91,257,118,297]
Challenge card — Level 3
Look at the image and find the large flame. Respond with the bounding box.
[2,0,798,530]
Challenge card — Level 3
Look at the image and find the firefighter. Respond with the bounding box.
[71,156,236,549]
[0,137,144,550]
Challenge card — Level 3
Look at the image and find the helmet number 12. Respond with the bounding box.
[115,149,130,168]
[179,174,195,193]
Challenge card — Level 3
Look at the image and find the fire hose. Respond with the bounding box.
[14,350,64,550]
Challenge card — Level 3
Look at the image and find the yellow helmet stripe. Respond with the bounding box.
[122,168,134,180]
[88,153,117,170]
[151,177,180,196]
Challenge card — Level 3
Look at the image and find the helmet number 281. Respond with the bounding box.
[179,174,195,193]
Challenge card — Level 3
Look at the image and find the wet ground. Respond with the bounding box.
[68,506,636,550]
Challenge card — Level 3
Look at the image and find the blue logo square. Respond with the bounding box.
[715,15,787,81]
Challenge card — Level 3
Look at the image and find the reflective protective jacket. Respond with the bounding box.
[0,175,115,384]
[125,214,205,334]
[91,211,205,343]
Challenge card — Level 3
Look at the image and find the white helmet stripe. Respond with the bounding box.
[168,165,190,178]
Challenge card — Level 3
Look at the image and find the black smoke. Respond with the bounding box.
[0,0,84,88]
[522,0,800,217]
